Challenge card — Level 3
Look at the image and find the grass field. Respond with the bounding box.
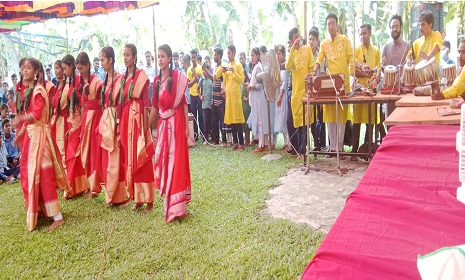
[0,144,324,279]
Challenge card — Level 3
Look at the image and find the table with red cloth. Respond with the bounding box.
[302,125,465,280]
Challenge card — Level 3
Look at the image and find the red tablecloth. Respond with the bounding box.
[302,125,465,280]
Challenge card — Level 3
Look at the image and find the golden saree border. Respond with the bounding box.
[131,69,148,99]
[132,181,155,204]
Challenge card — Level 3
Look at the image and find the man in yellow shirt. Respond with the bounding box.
[216,45,245,150]
[352,23,380,161]
[312,13,368,155]
[432,39,465,100]
[187,49,204,141]
[285,27,315,160]
[407,10,442,66]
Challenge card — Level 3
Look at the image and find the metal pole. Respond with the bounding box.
[152,5,158,73]
[65,18,69,54]
[267,100,272,154]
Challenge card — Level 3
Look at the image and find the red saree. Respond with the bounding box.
[97,73,129,204]
[20,84,70,231]
[80,74,103,194]
[119,69,155,204]
[153,70,191,222]
[45,80,56,102]
[64,75,90,198]
[15,83,29,143]
[50,81,68,170]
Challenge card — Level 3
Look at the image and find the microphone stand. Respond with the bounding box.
[303,82,318,174]
[327,68,348,177]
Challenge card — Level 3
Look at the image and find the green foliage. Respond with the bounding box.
[183,1,241,51]
[0,145,324,279]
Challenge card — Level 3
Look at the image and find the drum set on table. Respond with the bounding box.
[381,57,456,94]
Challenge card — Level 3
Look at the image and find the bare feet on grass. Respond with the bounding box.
[118,200,131,208]
[49,219,64,230]
[132,203,143,211]
[142,203,153,215]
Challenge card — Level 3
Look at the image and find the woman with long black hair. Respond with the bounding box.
[97,46,130,206]
[14,58,70,231]
[149,44,191,222]
[119,44,155,214]
[62,54,90,199]
[76,52,103,198]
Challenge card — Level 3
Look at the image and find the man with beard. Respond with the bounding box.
[381,14,411,118]
[432,39,465,99]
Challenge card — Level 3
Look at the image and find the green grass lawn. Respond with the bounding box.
[0,144,324,279]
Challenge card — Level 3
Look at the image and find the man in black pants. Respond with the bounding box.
[205,47,227,145]
[187,49,204,141]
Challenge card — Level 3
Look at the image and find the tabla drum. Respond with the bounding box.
[402,65,415,87]
[442,64,457,87]
[383,65,397,89]
[401,65,415,93]
[414,57,439,85]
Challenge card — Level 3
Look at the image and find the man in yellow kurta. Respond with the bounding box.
[352,23,380,160]
[312,13,368,154]
[407,10,442,67]
[215,45,245,150]
[432,39,465,100]
[285,27,315,159]
[187,50,204,141]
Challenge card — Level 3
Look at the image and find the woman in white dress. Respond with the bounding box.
[247,47,275,153]
[274,45,289,150]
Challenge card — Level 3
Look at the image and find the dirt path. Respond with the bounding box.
[265,158,369,234]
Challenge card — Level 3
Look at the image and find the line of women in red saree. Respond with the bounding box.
[15,43,191,231]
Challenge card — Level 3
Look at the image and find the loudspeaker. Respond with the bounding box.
[410,2,444,42]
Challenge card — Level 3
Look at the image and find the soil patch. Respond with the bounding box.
[265,158,369,233]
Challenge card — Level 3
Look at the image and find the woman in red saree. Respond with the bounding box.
[76,52,103,197]
[97,46,130,206]
[119,44,155,214]
[149,44,191,222]
[62,54,90,199]
[50,60,68,170]
[14,58,70,231]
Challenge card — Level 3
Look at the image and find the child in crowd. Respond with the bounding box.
[6,90,15,115]
[2,82,8,101]
[2,119,20,167]
[0,104,9,133]
[198,62,213,145]
[0,120,19,184]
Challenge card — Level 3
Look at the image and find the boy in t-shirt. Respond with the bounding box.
[0,122,19,184]
[198,62,213,145]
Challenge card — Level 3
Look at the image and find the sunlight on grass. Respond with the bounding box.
[0,144,324,279]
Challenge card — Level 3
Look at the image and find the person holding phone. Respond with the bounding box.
[285,27,315,161]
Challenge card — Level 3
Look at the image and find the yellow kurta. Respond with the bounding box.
[285,45,315,127]
[187,64,203,97]
[218,61,244,124]
[409,31,443,65]
[316,33,353,123]
[443,68,465,99]
[353,44,380,124]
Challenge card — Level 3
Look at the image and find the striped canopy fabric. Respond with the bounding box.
[0,1,158,33]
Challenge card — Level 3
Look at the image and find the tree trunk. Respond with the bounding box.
[3,35,20,75]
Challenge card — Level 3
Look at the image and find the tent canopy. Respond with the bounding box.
[0,1,158,33]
